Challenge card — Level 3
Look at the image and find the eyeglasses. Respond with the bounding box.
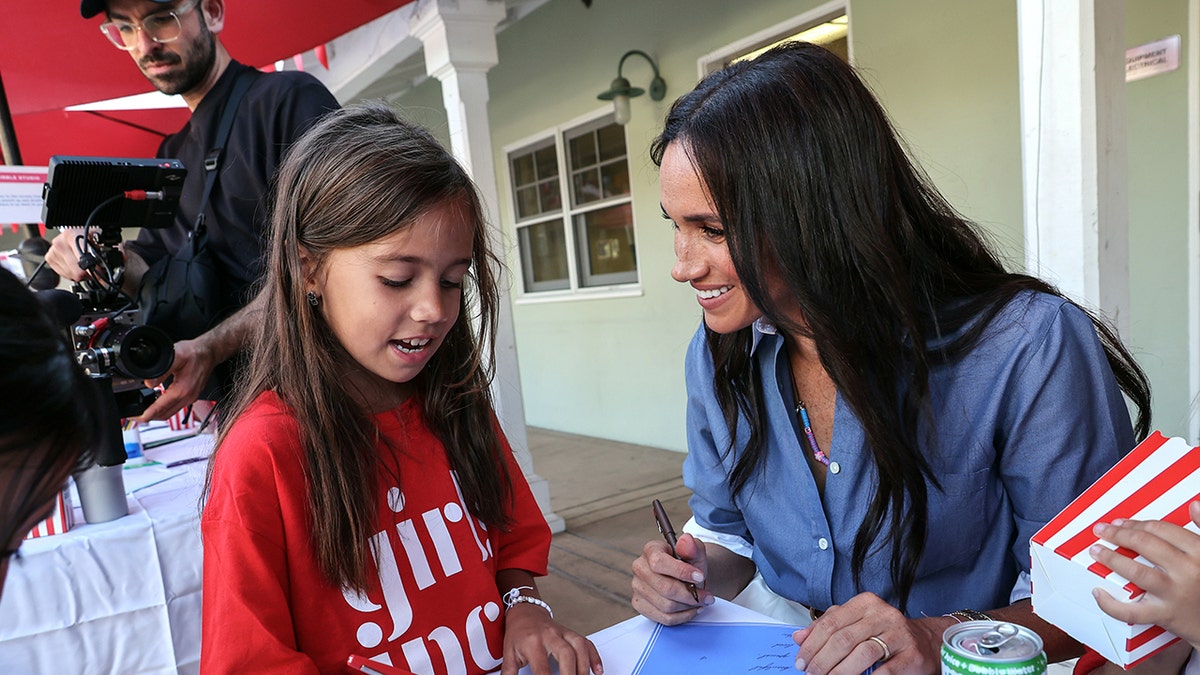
[98,0,200,51]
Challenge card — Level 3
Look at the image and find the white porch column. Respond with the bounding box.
[411,0,564,532]
[1189,0,1200,443]
[1016,0,1130,333]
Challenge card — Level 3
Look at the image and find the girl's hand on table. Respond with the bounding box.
[501,603,602,675]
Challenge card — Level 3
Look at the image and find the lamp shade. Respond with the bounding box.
[597,76,644,101]
[612,94,632,125]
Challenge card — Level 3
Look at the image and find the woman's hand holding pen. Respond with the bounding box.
[631,534,715,625]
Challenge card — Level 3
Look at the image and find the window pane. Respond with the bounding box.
[574,203,637,287]
[516,186,539,219]
[512,154,535,186]
[572,168,602,206]
[535,146,558,179]
[596,124,625,162]
[600,161,630,199]
[518,222,570,292]
[538,181,561,213]
[568,132,597,170]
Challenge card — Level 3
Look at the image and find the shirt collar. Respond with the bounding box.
[751,317,778,354]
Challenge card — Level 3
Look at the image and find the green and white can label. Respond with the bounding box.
[941,621,1047,675]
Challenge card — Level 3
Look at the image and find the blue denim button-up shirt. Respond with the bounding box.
[682,291,1134,618]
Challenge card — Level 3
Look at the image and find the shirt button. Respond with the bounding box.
[817,538,829,550]
[829,461,841,474]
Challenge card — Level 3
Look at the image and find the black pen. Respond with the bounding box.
[166,456,207,468]
[652,498,700,602]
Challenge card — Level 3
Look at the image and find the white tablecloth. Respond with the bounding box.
[0,434,214,675]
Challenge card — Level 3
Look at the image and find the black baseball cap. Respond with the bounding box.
[81,0,172,19]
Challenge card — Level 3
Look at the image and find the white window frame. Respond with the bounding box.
[696,1,852,77]
[510,135,569,294]
[504,108,643,304]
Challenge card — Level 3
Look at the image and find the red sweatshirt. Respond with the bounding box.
[201,391,551,674]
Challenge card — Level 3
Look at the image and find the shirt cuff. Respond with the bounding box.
[1009,570,1032,604]
[682,516,754,559]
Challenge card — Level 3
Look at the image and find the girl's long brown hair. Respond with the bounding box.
[205,103,510,591]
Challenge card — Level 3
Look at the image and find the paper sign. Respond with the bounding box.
[1126,35,1180,83]
[1031,432,1200,668]
[0,166,48,225]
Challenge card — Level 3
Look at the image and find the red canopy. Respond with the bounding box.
[12,108,193,166]
[0,0,414,164]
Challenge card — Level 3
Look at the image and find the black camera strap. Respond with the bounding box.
[189,70,254,252]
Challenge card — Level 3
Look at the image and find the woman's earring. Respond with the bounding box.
[307,291,320,307]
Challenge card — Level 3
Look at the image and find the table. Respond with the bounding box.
[0,429,1079,674]
[0,434,214,675]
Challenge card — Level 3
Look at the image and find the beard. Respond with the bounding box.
[136,19,216,96]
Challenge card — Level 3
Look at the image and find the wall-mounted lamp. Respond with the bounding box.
[596,50,667,126]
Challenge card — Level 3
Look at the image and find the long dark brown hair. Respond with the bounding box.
[651,42,1151,610]
[0,269,99,558]
[206,103,510,591]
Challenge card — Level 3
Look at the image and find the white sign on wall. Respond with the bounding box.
[0,166,48,225]
[1126,35,1181,82]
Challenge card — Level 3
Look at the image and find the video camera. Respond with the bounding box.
[40,156,186,466]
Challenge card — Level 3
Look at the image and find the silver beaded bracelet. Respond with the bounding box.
[502,586,554,618]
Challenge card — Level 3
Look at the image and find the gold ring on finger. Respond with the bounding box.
[867,635,891,663]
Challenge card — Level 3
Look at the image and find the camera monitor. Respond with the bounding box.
[41,156,186,231]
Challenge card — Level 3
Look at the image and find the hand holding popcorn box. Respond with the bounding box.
[1031,431,1200,669]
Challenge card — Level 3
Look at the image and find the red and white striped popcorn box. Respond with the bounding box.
[1031,431,1200,669]
[164,401,215,431]
[166,406,191,431]
[24,485,76,539]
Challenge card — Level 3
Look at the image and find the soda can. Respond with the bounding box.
[941,621,1047,675]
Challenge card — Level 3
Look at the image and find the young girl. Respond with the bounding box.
[200,104,601,675]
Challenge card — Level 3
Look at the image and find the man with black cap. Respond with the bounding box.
[46,0,338,423]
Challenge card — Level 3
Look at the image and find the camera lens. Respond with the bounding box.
[117,325,174,380]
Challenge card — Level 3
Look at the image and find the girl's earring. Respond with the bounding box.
[307,291,320,307]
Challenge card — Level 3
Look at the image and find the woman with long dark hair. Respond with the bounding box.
[631,41,1151,674]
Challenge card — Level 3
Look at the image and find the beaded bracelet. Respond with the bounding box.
[502,586,554,618]
[943,609,995,623]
